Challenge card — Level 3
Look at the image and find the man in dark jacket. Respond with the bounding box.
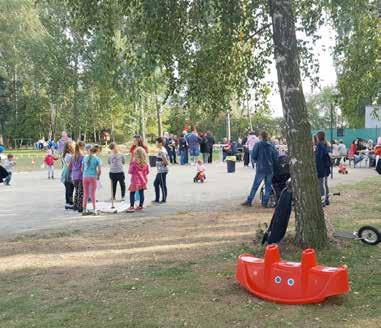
[206,132,215,163]
[242,131,278,207]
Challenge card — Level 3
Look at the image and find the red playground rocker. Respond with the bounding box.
[236,244,349,304]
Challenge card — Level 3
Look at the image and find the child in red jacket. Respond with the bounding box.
[127,147,149,212]
[44,149,58,179]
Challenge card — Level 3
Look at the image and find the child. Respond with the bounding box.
[70,141,85,212]
[193,159,206,183]
[61,142,75,209]
[3,154,16,185]
[127,147,149,212]
[108,143,126,201]
[82,145,102,215]
[152,137,169,204]
[44,150,58,179]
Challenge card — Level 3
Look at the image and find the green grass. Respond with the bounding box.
[0,179,380,327]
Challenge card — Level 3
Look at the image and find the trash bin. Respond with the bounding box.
[226,156,236,173]
[149,155,157,168]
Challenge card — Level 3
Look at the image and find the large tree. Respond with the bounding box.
[269,0,327,248]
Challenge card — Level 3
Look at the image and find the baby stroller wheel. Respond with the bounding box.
[358,226,380,245]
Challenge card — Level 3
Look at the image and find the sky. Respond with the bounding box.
[268,24,337,117]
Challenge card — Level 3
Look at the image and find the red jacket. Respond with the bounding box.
[44,154,58,166]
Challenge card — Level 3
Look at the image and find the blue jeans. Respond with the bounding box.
[247,172,273,205]
[180,150,188,165]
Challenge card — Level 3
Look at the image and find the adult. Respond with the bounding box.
[315,131,331,206]
[241,131,278,207]
[200,133,210,164]
[185,129,201,164]
[348,139,364,167]
[58,131,72,154]
[170,134,178,164]
[245,132,259,167]
[163,132,174,164]
[337,140,347,165]
[222,138,232,161]
[130,135,148,159]
[206,131,215,163]
[331,140,340,166]
[178,132,189,165]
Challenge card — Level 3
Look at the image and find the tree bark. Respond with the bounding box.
[154,82,162,137]
[269,0,327,248]
[140,95,146,141]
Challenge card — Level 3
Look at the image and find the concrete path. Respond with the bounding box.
[0,162,377,237]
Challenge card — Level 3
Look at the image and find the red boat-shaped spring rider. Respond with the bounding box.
[236,244,349,304]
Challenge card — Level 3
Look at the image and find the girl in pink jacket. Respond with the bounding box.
[127,147,150,212]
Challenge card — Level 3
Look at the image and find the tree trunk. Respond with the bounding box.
[154,82,162,137]
[226,111,231,141]
[140,95,146,141]
[269,0,327,248]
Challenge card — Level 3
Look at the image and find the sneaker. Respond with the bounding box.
[241,201,252,207]
[82,210,91,216]
[151,200,160,204]
[48,177,51,180]
[127,206,135,213]
[121,197,126,202]
[135,205,144,211]
[65,204,74,210]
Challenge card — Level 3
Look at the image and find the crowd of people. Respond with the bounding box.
[51,133,170,215]
[1,128,381,215]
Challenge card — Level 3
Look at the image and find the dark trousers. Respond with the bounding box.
[64,181,74,205]
[130,189,144,207]
[154,172,168,202]
[73,179,83,211]
[208,148,213,163]
[244,150,250,166]
[109,172,126,199]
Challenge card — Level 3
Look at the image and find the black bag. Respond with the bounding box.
[376,159,381,175]
[0,165,9,183]
[274,155,290,177]
[262,187,293,245]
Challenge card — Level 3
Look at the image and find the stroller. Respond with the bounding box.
[260,154,290,208]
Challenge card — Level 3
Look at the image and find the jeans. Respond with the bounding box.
[109,172,126,199]
[180,150,188,165]
[154,172,168,202]
[130,189,144,207]
[247,172,273,205]
[318,176,329,201]
[4,172,11,185]
[202,152,209,164]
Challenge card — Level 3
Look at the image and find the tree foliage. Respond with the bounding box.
[328,0,381,127]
